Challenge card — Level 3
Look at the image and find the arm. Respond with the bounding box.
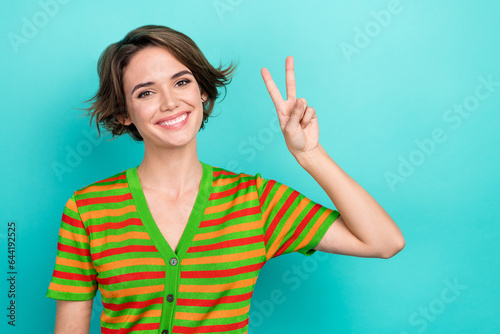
[54,299,93,334]
[261,56,405,259]
[296,144,404,258]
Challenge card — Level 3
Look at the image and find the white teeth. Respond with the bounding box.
[158,113,187,126]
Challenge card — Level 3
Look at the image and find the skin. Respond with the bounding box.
[55,46,208,334]
[54,47,405,333]
[261,56,405,258]
[54,299,92,334]
[119,46,208,203]
[118,46,209,253]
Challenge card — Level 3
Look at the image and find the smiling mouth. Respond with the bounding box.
[157,112,189,126]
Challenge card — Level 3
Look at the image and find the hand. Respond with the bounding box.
[261,56,320,159]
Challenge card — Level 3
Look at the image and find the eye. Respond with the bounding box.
[176,79,191,87]
[137,91,152,99]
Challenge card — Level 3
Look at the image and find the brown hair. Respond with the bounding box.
[83,25,237,142]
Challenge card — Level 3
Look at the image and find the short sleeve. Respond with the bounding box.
[256,174,340,259]
[46,193,98,301]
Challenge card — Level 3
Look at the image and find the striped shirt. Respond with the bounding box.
[46,162,339,333]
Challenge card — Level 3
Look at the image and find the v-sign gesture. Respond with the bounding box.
[260,56,404,259]
[261,56,320,158]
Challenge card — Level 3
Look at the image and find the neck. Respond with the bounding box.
[137,138,202,196]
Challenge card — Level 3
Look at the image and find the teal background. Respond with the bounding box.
[1,0,499,333]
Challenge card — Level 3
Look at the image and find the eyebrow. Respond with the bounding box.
[130,70,193,95]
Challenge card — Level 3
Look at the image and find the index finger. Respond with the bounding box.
[261,67,284,107]
[285,56,296,100]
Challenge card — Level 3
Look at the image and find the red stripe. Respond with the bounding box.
[76,193,133,207]
[209,179,256,200]
[174,318,248,333]
[53,270,96,282]
[181,262,264,279]
[102,297,164,311]
[95,173,127,184]
[62,213,82,228]
[264,190,299,244]
[92,245,158,261]
[98,271,165,285]
[274,203,321,257]
[87,218,143,234]
[57,242,90,257]
[259,179,275,206]
[200,206,260,228]
[187,235,263,253]
[177,291,253,307]
[102,321,159,334]
[213,170,237,177]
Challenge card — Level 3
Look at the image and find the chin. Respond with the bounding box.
[165,133,198,149]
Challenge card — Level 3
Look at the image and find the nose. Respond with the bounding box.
[159,86,179,111]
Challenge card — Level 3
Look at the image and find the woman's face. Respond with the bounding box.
[122,46,207,149]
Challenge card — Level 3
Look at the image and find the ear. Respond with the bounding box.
[201,91,208,104]
[116,114,132,126]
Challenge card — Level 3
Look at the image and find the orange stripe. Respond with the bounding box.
[77,183,129,195]
[256,177,264,192]
[179,277,257,293]
[59,229,89,244]
[181,248,265,266]
[91,231,150,247]
[102,309,161,324]
[212,174,246,187]
[193,221,261,241]
[175,305,250,321]
[80,204,137,221]
[204,192,258,215]
[95,257,164,273]
[56,256,95,270]
[48,282,96,294]
[266,197,310,260]
[100,284,164,299]
[294,209,334,252]
[262,184,287,222]
[66,197,78,212]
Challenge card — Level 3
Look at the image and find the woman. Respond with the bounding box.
[46,25,404,334]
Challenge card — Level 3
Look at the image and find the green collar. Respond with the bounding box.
[126,161,213,259]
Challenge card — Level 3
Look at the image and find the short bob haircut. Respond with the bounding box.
[84,25,237,142]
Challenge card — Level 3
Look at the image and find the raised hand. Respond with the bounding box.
[261,56,320,159]
[262,57,405,260]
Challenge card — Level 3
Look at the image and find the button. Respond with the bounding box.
[169,257,178,266]
[167,294,174,302]
[161,331,169,334]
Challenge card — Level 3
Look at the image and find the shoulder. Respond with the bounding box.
[65,168,131,217]
[209,164,265,189]
[211,164,255,179]
[73,168,129,197]
[208,164,282,196]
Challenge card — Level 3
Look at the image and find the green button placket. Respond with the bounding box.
[127,162,213,333]
[163,255,179,333]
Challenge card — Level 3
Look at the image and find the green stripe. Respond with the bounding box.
[46,162,338,333]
